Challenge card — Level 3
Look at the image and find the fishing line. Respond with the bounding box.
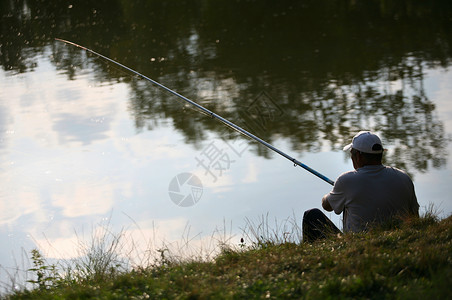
[55,38,335,186]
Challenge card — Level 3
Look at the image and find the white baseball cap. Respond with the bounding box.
[343,131,384,154]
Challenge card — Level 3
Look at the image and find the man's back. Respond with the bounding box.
[326,165,419,232]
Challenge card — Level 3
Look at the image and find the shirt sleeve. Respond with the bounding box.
[408,178,420,216]
[397,167,420,216]
[323,175,347,215]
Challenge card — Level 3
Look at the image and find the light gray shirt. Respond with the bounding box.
[323,165,419,232]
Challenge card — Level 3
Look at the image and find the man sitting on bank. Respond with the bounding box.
[302,131,420,242]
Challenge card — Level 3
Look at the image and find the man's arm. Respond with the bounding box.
[322,173,348,214]
[322,195,333,212]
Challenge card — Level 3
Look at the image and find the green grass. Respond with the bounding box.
[5,214,452,299]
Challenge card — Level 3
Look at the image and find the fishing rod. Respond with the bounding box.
[55,38,335,186]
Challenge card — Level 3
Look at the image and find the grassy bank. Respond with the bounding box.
[6,214,452,299]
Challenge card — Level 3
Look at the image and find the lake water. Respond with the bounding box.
[1,0,452,291]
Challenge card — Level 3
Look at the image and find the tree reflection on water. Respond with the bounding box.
[1,0,451,176]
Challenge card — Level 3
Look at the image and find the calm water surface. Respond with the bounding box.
[1,0,452,290]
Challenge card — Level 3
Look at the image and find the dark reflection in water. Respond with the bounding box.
[1,0,451,176]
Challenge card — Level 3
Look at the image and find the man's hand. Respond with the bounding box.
[322,195,333,212]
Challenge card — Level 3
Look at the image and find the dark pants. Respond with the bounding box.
[302,208,341,243]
